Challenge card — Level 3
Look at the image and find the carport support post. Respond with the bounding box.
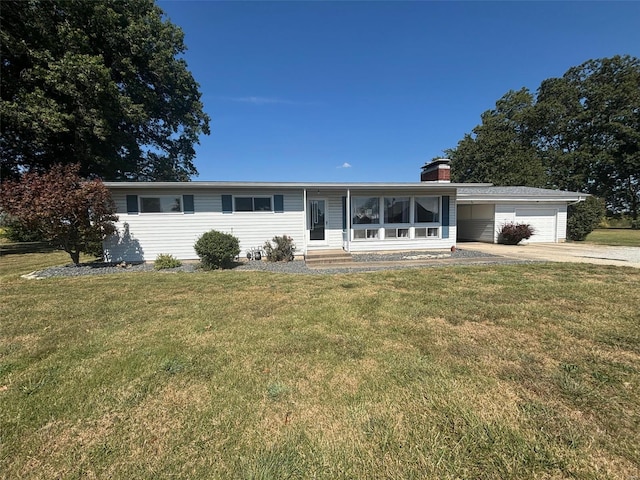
[346,188,351,252]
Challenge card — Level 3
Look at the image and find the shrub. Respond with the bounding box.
[194,230,240,269]
[498,222,534,245]
[567,196,605,241]
[264,235,296,262]
[154,253,182,270]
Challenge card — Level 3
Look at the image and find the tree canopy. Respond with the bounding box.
[1,0,210,181]
[445,55,640,220]
[0,164,118,264]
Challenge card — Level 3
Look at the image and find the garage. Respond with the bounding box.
[456,186,587,244]
[515,208,558,243]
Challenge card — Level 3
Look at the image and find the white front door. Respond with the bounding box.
[308,198,327,245]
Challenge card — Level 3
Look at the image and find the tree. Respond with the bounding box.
[0,164,118,265]
[446,89,546,187]
[535,56,640,220]
[1,0,210,181]
[445,56,640,220]
[567,196,606,241]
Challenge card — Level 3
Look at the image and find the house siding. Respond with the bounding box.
[104,188,305,262]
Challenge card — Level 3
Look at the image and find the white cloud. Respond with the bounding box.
[230,96,289,105]
[223,96,321,107]
[337,162,352,169]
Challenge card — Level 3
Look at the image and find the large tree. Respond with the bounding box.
[0,164,118,265]
[446,55,640,220]
[445,88,546,187]
[535,56,640,219]
[0,0,210,181]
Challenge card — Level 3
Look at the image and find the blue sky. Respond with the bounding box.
[158,1,640,182]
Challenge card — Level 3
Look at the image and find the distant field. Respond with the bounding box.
[1,252,639,479]
[584,228,640,247]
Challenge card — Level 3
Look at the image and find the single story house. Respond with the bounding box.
[102,160,587,262]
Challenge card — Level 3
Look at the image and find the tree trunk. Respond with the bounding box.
[70,250,80,266]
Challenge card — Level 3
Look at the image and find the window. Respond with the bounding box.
[385,228,409,238]
[353,228,379,240]
[384,197,410,224]
[235,196,272,212]
[140,196,182,213]
[352,197,379,224]
[415,227,439,238]
[415,197,439,223]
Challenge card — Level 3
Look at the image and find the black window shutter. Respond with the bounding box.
[342,196,347,230]
[222,195,233,213]
[274,195,284,213]
[126,195,139,214]
[442,196,450,239]
[183,195,194,213]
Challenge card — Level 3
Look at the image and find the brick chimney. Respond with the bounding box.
[421,158,451,182]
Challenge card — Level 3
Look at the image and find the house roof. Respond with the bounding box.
[457,186,587,203]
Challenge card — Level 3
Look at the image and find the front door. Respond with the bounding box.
[308,199,326,243]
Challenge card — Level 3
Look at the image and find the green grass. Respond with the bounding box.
[584,228,640,246]
[1,252,639,479]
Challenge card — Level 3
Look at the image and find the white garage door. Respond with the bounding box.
[515,208,558,243]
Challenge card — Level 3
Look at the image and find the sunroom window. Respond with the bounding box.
[415,197,439,223]
[352,197,379,224]
[384,197,410,224]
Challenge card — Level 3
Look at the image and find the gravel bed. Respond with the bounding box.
[25,248,527,279]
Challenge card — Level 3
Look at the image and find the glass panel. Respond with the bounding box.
[415,197,439,223]
[309,200,325,241]
[352,197,379,224]
[140,197,181,213]
[254,197,272,211]
[428,228,439,237]
[166,197,182,212]
[415,227,427,238]
[353,230,366,239]
[384,197,410,223]
[235,197,253,211]
[140,197,161,213]
[398,228,409,238]
[385,228,397,238]
[366,229,379,239]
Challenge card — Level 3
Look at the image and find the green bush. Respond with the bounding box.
[498,222,534,245]
[194,230,240,269]
[154,253,182,270]
[264,235,296,262]
[567,196,605,241]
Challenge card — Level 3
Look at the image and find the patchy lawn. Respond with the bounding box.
[1,252,639,479]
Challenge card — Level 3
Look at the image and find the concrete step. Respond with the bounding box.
[305,249,353,265]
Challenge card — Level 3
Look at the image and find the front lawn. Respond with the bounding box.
[1,253,639,479]
[584,228,640,247]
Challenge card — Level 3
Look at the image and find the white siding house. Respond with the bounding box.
[102,166,586,262]
[103,182,466,262]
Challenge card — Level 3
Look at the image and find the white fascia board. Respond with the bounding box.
[104,181,490,191]
[457,195,587,204]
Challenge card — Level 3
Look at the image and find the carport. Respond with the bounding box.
[456,186,587,244]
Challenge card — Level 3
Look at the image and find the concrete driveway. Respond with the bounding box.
[461,242,640,269]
